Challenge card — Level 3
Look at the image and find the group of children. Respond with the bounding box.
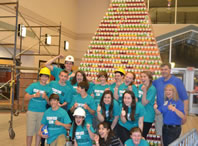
[25,55,185,146]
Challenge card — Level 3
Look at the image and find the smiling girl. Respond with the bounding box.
[69,107,95,146]
[94,122,122,146]
[138,71,156,138]
[154,84,185,146]
[117,90,144,144]
[97,90,120,131]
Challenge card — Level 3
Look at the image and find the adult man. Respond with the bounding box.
[45,55,75,81]
[153,63,188,135]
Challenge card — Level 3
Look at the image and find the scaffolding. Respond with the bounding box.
[0,1,61,139]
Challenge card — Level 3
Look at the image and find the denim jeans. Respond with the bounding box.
[162,125,181,146]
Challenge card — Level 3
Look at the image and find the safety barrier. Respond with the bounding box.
[169,128,198,146]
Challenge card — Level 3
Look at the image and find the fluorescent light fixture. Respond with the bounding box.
[64,41,69,50]
[18,24,26,37]
[45,34,51,45]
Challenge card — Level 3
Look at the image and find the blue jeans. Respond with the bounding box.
[162,125,181,146]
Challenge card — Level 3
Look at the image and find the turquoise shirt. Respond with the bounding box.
[138,84,156,123]
[67,81,94,99]
[118,102,144,131]
[110,83,138,105]
[25,82,52,112]
[125,139,149,146]
[69,122,95,146]
[70,94,96,124]
[51,66,73,82]
[41,107,71,144]
[90,84,110,106]
[97,100,120,122]
[49,81,73,110]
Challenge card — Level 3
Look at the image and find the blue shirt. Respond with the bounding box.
[97,100,120,122]
[158,98,184,125]
[118,102,144,130]
[153,75,188,107]
[41,107,71,144]
[90,84,110,106]
[125,139,149,146]
[25,82,52,112]
[110,83,138,105]
[49,81,72,110]
[70,94,96,124]
[69,122,95,146]
[138,84,156,123]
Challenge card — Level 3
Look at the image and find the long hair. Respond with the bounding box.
[164,84,179,101]
[98,122,115,146]
[99,90,114,121]
[72,117,85,141]
[122,90,136,121]
[140,71,153,90]
[71,70,87,85]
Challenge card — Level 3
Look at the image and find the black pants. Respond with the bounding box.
[116,124,130,144]
[162,125,181,146]
[142,122,153,138]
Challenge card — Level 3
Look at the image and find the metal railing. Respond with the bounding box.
[169,128,198,146]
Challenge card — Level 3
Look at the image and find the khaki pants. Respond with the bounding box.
[47,134,66,146]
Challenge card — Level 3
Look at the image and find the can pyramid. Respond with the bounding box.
[79,0,162,84]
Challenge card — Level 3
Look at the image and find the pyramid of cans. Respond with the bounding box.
[79,0,162,85]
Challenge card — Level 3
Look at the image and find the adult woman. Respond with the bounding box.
[97,90,120,130]
[154,84,185,146]
[117,90,144,144]
[94,122,122,146]
[124,127,149,146]
[138,71,156,138]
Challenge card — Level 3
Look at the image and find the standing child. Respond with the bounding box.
[49,70,72,111]
[97,90,120,131]
[24,67,52,146]
[117,90,144,144]
[70,81,96,124]
[70,107,95,146]
[39,94,71,146]
[124,127,149,146]
[154,84,185,146]
[138,71,156,138]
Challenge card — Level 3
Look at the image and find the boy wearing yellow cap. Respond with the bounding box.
[24,67,52,146]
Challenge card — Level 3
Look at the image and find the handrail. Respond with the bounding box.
[157,30,198,43]
[169,128,198,146]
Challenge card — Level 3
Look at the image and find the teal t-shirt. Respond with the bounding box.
[125,139,149,146]
[51,66,73,82]
[110,83,138,105]
[49,81,73,110]
[69,122,95,146]
[97,100,120,122]
[118,102,144,131]
[41,107,71,144]
[138,84,156,123]
[90,84,110,106]
[25,82,52,112]
[70,94,96,124]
